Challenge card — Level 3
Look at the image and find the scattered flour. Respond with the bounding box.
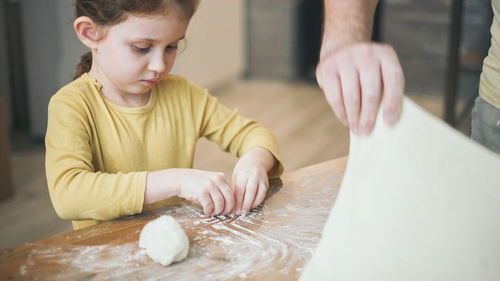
[18,172,343,280]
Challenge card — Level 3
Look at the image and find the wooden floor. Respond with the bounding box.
[0,80,447,250]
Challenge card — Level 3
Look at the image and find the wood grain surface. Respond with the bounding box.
[0,157,347,281]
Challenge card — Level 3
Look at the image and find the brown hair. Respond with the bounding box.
[73,0,199,80]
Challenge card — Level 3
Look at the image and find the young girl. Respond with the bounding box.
[45,0,283,230]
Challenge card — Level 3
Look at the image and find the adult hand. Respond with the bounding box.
[316,42,404,135]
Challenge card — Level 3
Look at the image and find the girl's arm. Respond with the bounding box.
[185,79,285,214]
[190,82,284,178]
[46,95,147,221]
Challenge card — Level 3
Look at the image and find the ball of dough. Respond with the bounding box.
[139,215,189,266]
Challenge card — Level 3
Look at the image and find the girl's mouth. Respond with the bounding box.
[141,79,158,85]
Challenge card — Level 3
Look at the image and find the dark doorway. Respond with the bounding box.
[3,0,29,130]
[297,0,323,81]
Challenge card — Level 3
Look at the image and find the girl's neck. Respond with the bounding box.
[88,68,151,108]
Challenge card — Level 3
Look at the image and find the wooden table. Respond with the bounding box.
[0,157,347,281]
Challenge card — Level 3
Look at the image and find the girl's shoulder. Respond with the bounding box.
[50,73,99,105]
[48,73,102,117]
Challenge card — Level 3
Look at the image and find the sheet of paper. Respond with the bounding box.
[301,97,500,281]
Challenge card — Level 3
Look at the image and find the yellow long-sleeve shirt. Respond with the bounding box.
[480,0,500,109]
[45,73,283,229]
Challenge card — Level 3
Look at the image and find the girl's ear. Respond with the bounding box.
[74,16,101,49]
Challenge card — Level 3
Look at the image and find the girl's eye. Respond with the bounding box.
[166,45,178,51]
[133,46,151,54]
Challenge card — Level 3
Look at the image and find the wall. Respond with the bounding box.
[246,0,299,80]
[0,0,11,126]
[21,0,86,139]
[174,0,246,90]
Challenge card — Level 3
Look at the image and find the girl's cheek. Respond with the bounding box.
[169,54,178,67]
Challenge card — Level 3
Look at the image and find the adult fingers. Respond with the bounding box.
[241,177,259,214]
[339,66,361,131]
[379,45,405,126]
[358,61,382,135]
[251,181,268,210]
[318,66,348,127]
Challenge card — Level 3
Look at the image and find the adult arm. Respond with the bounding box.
[318,0,404,135]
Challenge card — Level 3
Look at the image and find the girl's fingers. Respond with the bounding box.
[251,181,268,210]
[219,182,235,215]
[208,187,225,216]
[235,175,248,214]
[241,177,259,214]
[200,194,214,215]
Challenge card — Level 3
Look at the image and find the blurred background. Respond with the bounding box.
[0,0,492,249]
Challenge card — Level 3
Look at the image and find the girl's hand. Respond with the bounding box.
[176,169,234,216]
[146,169,234,216]
[232,147,276,214]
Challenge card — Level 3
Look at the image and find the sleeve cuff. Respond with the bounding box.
[241,138,284,178]
[132,171,148,214]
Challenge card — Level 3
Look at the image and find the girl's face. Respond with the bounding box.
[91,13,189,98]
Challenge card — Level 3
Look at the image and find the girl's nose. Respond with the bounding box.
[148,52,167,74]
